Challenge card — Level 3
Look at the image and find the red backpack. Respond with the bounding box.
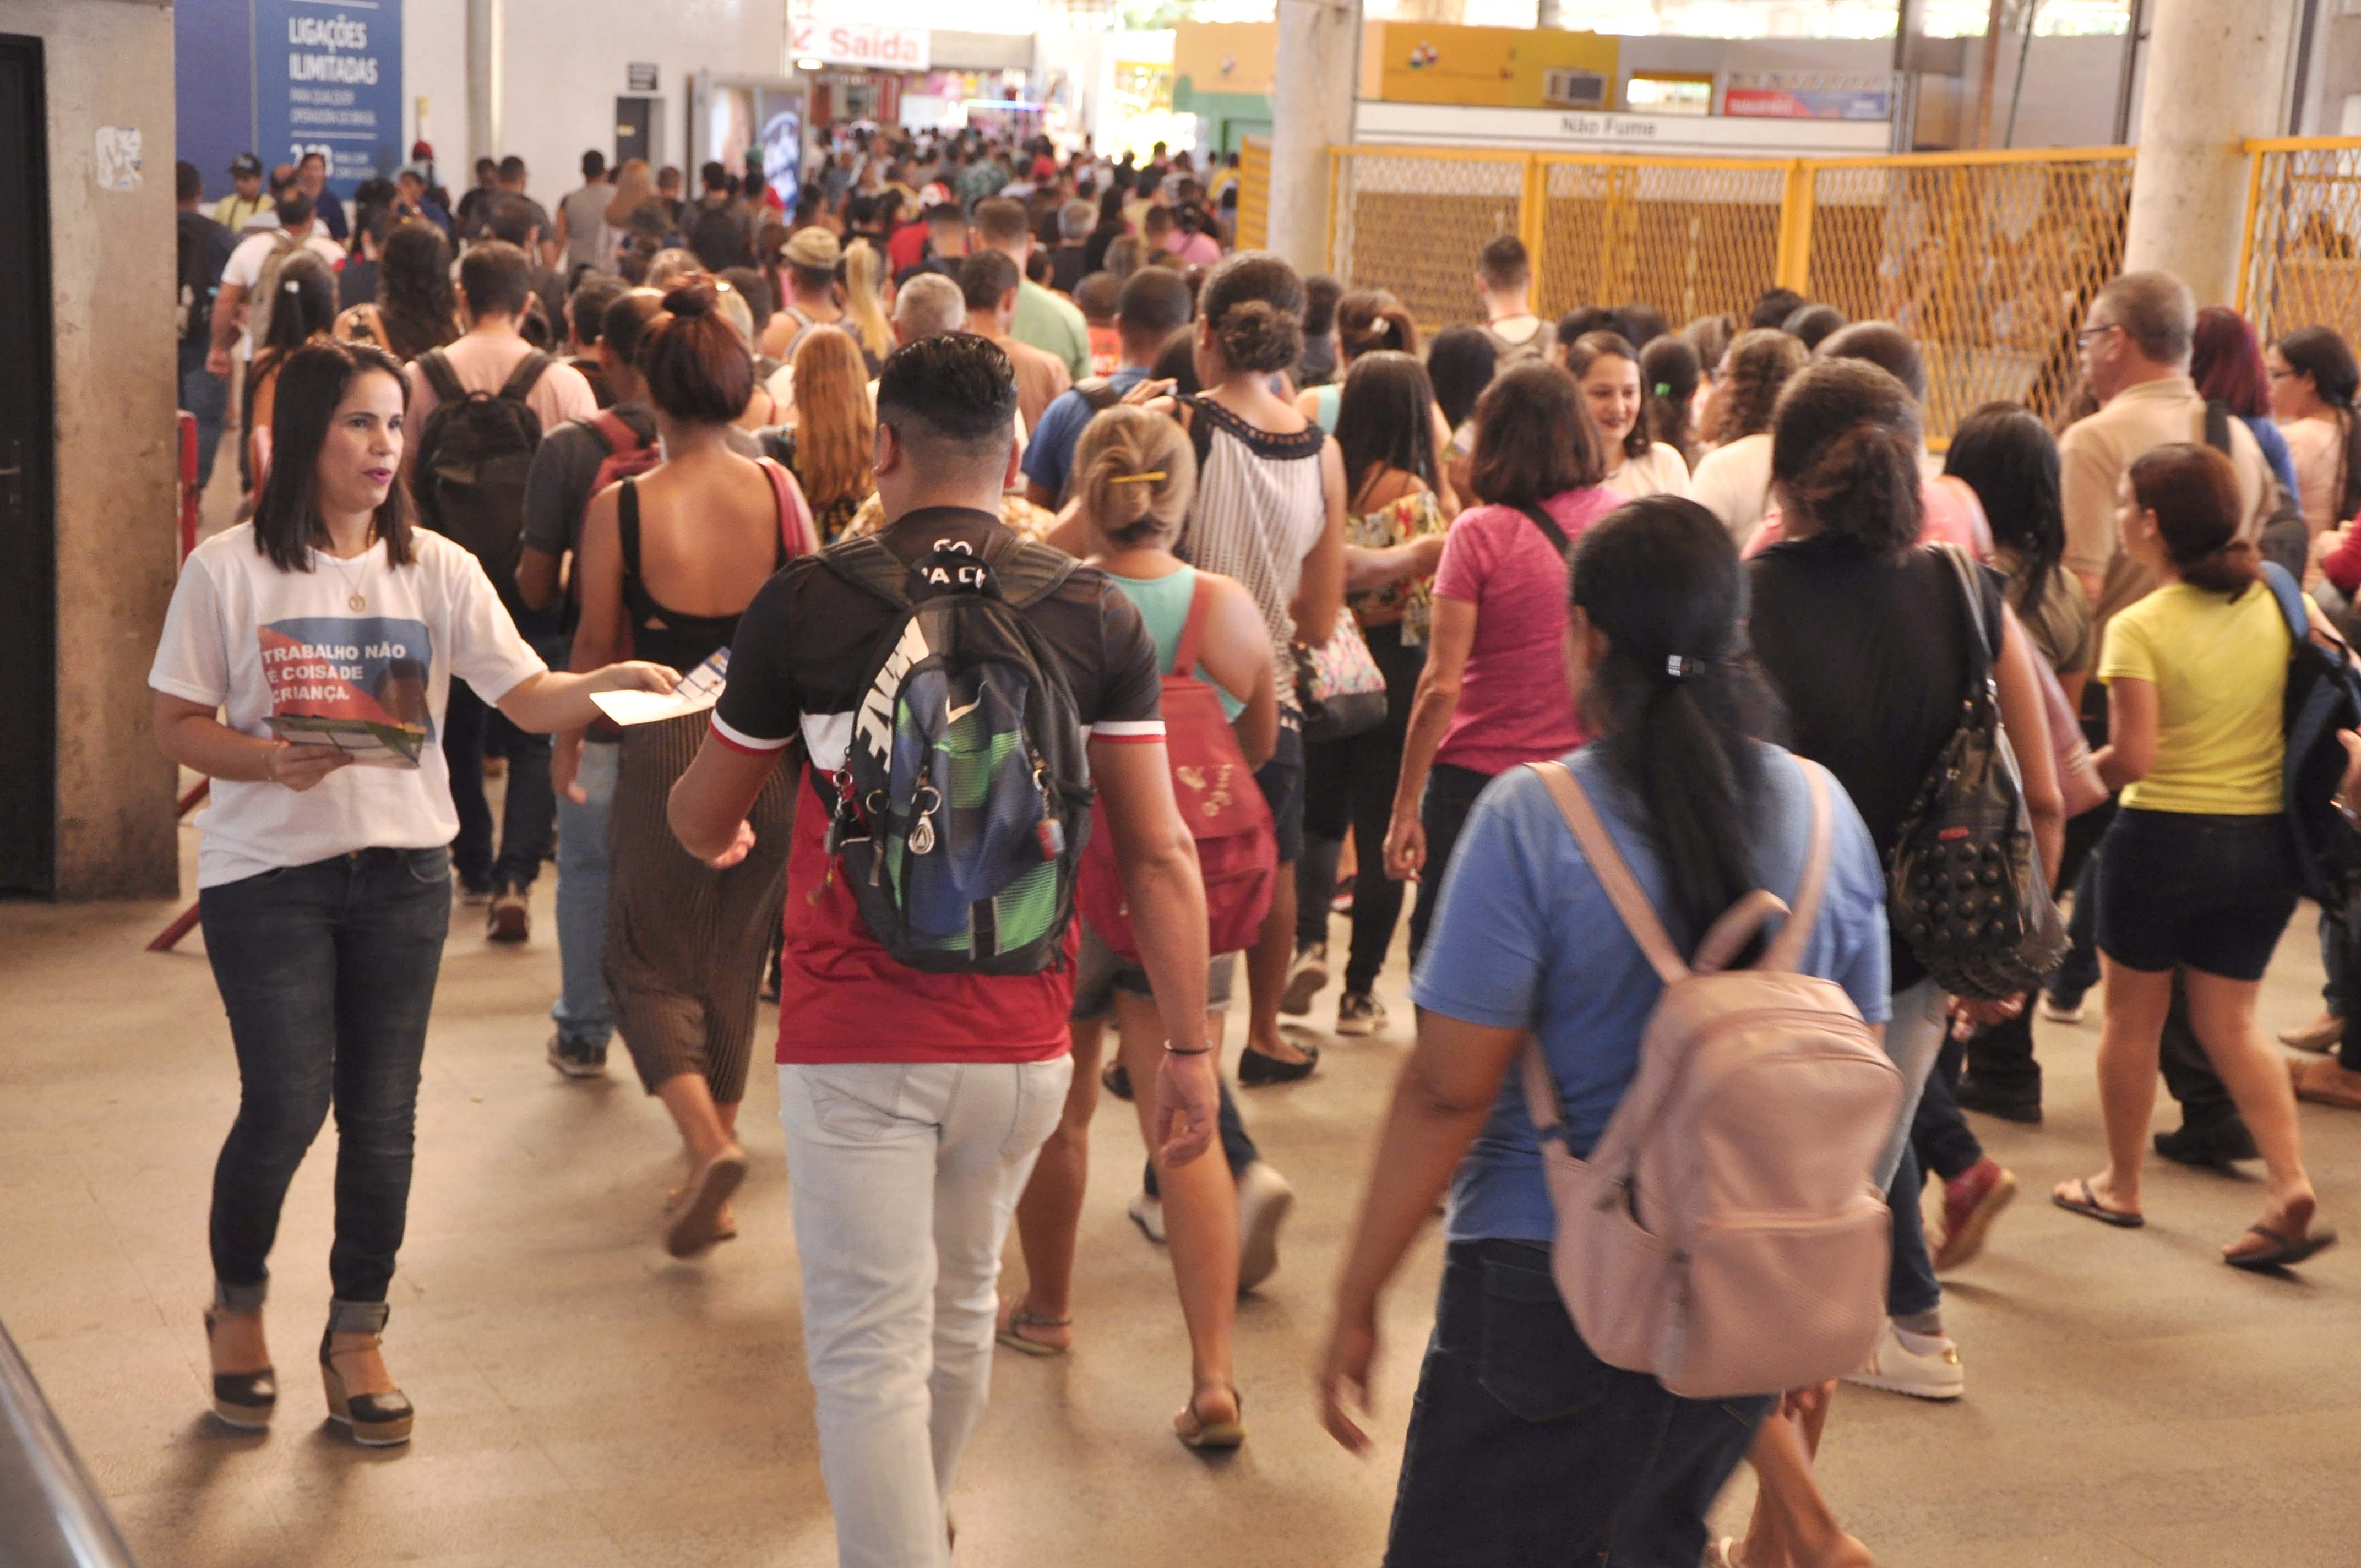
[1076,575,1276,959]
[582,409,660,524]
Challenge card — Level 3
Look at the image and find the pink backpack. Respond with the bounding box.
[1520,757,1902,1399]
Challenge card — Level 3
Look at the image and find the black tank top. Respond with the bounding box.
[618,475,788,673]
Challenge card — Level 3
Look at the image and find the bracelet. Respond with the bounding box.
[1163,1043,1212,1057]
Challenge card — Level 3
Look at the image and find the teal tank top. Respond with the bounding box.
[1313,382,1341,436]
[1105,565,1247,721]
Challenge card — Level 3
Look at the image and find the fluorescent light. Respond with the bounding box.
[796,58,824,72]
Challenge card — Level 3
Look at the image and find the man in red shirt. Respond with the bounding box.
[668,333,1218,1566]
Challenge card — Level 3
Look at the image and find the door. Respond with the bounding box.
[0,36,55,896]
[615,97,651,171]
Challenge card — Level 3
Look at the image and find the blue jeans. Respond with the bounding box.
[1407,761,1495,967]
[199,847,451,1310]
[444,678,554,891]
[178,339,228,493]
[1385,1240,1771,1567]
[552,739,620,1046]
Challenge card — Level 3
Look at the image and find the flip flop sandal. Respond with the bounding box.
[2226,1222,2340,1271]
[2052,1178,2145,1229]
[1174,1386,1245,1451]
[994,1299,1072,1357]
[2289,1058,2361,1110]
[665,1145,747,1259]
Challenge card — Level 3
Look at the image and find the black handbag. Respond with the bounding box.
[1888,545,2069,1001]
[1293,617,1388,743]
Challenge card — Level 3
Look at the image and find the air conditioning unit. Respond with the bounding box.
[1543,68,1608,111]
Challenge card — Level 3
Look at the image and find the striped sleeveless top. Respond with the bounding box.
[1180,394,1326,708]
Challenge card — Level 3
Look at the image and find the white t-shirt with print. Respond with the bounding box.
[149,524,546,888]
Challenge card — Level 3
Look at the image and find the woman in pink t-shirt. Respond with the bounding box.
[1384,360,1619,961]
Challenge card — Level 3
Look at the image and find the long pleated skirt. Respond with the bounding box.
[603,710,796,1103]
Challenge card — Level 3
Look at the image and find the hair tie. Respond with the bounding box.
[1652,381,1673,398]
[283,279,302,293]
[1109,470,1166,486]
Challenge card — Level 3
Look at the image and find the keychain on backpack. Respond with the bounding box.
[909,781,941,856]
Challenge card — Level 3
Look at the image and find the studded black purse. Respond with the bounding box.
[1888,545,2069,1001]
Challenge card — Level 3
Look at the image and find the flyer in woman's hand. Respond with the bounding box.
[590,648,731,727]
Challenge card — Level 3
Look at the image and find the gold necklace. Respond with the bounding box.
[318,541,374,612]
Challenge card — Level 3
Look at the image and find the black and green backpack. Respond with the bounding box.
[822,530,1096,974]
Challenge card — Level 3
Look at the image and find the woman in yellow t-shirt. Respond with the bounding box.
[2053,442,2336,1271]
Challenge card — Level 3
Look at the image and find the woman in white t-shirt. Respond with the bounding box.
[1688,327,1809,546]
[150,339,673,1447]
[1565,330,1693,503]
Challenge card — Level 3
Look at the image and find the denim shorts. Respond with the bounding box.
[1254,717,1305,865]
[2096,808,2300,982]
[1069,927,1237,1023]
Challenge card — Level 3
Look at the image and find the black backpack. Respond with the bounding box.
[2260,562,2361,905]
[412,347,552,597]
[688,200,753,271]
[818,530,1095,975]
[177,215,222,346]
[2205,400,2309,581]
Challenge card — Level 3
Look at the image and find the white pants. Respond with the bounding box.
[777,1058,1073,1568]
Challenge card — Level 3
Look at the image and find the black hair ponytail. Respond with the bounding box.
[1568,497,1781,950]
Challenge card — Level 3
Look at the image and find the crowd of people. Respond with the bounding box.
[159,121,2361,1567]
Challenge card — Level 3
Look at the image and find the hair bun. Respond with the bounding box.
[661,277,719,320]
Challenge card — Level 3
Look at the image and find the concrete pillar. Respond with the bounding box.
[17,0,181,897]
[2122,0,2289,305]
[1536,0,1560,28]
[467,0,503,166]
[1268,0,1359,273]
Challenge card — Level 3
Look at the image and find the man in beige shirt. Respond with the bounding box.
[958,249,1070,433]
[402,241,597,455]
[2059,270,2273,640]
[2054,268,2272,1166]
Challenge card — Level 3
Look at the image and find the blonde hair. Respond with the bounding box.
[790,328,876,509]
[605,160,652,227]
[1073,406,1195,547]
[841,238,895,363]
[711,277,757,348]
[645,248,701,292]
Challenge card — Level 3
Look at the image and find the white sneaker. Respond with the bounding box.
[1842,1320,1964,1401]
[1127,1190,1166,1244]
[1281,942,1328,1016]
[2039,994,2086,1025]
[1335,991,1389,1037]
[1235,1161,1295,1293]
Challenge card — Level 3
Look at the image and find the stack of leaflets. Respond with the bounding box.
[267,713,428,768]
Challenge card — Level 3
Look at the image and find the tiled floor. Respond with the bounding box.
[8,815,2361,1566]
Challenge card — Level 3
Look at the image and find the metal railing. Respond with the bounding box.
[1328,142,2141,439]
[1234,135,1270,252]
[0,1318,140,1568]
[2240,136,2361,351]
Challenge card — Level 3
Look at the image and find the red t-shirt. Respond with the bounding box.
[709,508,1165,1063]
[888,220,930,277]
[1430,487,1618,775]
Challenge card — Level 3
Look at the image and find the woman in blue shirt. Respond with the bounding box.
[1319,497,1890,1567]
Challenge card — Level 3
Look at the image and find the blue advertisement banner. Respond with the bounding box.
[254,0,405,194]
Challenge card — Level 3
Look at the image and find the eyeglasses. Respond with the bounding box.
[2075,323,2121,347]
[2267,366,2297,382]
